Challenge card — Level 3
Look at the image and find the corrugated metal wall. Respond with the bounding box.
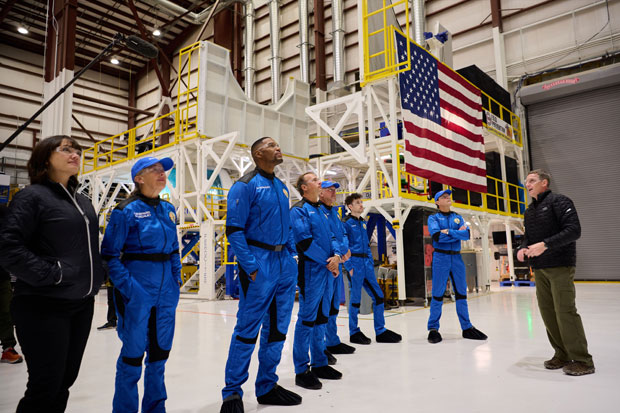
[526,83,620,280]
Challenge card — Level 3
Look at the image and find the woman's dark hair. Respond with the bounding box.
[27,135,82,186]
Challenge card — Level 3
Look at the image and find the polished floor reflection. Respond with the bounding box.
[1,283,618,412]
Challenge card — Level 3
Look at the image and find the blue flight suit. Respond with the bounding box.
[222,168,297,400]
[290,199,342,374]
[427,211,473,331]
[342,215,386,336]
[101,194,182,413]
[318,202,349,348]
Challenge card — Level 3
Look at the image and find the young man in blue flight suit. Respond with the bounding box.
[342,193,402,345]
[427,189,487,344]
[291,172,344,390]
[220,137,301,413]
[318,181,355,364]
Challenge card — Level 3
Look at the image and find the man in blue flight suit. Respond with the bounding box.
[220,137,301,413]
[342,193,402,345]
[427,189,487,344]
[291,172,344,390]
[318,181,355,364]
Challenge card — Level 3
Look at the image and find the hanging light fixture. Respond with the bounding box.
[110,58,120,65]
[17,26,28,34]
[153,28,161,37]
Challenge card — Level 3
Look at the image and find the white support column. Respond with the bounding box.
[41,69,74,138]
[492,27,508,90]
[505,221,516,282]
[476,216,492,291]
[198,219,216,300]
[498,140,508,212]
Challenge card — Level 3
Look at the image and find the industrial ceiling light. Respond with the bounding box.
[17,26,28,34]
[153,28,161,36]
[110,58,120,65]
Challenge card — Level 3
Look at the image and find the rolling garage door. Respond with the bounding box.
[524,79,620,280]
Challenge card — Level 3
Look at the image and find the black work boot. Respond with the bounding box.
[376,329,402,343]
[257,384,302,406]
[326,342,356,354]
[350,331,371,345]
[427,329,442,344]
[324,349,337,365]
[295,368,322,390]
[312,365,343,380]
[220,393,244,413]
[462,327,487,340]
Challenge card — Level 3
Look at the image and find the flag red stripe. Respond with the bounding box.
[440,117,483,144]
[439,99,482,128]
[405,163,487,193]
[403,120,485,161]
[405,140,486,177]
[437,63,480,96]
[438,79,481,113]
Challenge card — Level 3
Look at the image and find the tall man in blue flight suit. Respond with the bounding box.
[342,193,402,345]
[220,137,301,413]
[427,189,487,344]
[318,181,355,363]
[291,172,344,390]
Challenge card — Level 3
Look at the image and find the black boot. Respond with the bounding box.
[462,327,487,340]
[220,393,244,413]
[376,329,402,343]
[326,342,356,354]
[312,365,343,380]
[295,368,322,390]
[427,329,442,344]
[324,349,337,365]
[257,384,302,406]
[350,331,371,345]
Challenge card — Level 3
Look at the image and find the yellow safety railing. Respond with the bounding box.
[373,147,527,218]
[203,187,229,219]
[81,108,180,174]
[81,41,203,174]
[177,41,201,141]
[362,0,410,86]
[480,91,523,146]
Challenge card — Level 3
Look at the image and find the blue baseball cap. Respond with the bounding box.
[321,181,340,189]
[131,156,174,181]
[434,189,452,202]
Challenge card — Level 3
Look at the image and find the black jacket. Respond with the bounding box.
[519,190,581,269]
[0,179,104,300]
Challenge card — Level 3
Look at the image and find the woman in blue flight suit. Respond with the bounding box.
[101,156,182,413]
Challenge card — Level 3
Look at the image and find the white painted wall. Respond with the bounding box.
[0,45,129,185]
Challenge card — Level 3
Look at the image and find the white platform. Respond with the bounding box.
[1,283,618,412]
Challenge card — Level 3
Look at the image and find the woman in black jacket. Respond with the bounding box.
[0,135,105,413]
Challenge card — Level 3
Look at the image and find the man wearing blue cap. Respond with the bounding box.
[101,156,182,412]
[427,189,487,344]
[318,181,355,363]
[342,193,402,345]
[291,172,344,390]
[220,137,301,413]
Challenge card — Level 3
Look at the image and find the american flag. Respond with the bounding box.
[395,31,486,193]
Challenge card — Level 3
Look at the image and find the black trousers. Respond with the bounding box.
[11,295,94,413]
[106,285,117,323]
[0,279,17,349]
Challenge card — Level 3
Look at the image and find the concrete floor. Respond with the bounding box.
[1,282,618,413]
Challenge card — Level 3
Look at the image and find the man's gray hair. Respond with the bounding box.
[528,169,551,186]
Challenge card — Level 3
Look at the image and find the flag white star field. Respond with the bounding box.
[396,31,486,193]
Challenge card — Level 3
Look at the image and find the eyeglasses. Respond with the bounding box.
[144,164,165,174]
[55,146,82,157]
